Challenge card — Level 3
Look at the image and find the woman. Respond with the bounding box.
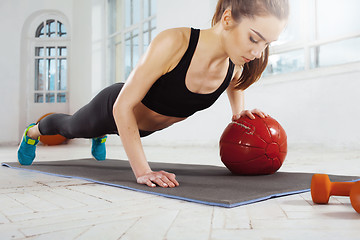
[18,0,289,188]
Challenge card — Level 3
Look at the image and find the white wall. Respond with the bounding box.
[69,0,93,114]
[247,65,360,148]
[156,0,216,30]
[1,0,360,150]
[0,0,22,145]
[91,0,108,96]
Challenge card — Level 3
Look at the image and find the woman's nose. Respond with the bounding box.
[251,49,262,59]
[251,43,267,59]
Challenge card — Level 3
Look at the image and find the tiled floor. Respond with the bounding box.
[0,141,359,240]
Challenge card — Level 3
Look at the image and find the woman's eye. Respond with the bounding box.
[250,36,258,43]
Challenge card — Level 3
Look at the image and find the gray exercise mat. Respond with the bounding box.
[2,159,359,208]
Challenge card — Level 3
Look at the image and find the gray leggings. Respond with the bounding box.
[38,83,155,138]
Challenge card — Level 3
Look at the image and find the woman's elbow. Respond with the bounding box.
[112,98,120,117]
[112,97,135,120]
[112,97,128,121]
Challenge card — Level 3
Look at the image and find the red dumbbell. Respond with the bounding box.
[350,181,360,213]
[311,174,360,213]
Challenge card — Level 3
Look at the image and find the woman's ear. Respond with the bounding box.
[221,8,235,29]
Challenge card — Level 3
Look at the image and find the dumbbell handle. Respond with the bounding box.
[330,182,354,196]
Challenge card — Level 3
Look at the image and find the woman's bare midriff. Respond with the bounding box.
[133,102,187,132]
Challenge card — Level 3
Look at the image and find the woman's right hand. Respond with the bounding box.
[137,170,179,188]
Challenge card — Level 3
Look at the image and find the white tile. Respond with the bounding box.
[0,186,36,194]
[285,209,359,220]
[7,207,78,223]
[66,185,121,203]
[247,200,286,220]
[275,194,313,212]
[7,192,60,212]
[50,187,112,206]
[18,209,132,237]
[251,218,360,230]
[211,229,259,240]
[0,211,10,224]
[212,208,226,229]
[17,216,90,237]
[212,229,360,240]
[311,202,355,213]
[29,226,89,240]
[37,179,90,188]
[212,207,250,230]
[333,196,352,205]
[122,192,185,209]
[166,207,213,240]
[76,219,138,240]
[0,195,34,216]
[86,201,168,219]
[30,189,86,209]
[84,183,156,202]
[0,168,44,189]
[120,210,178,240]
[8,203,135,225]
[0,225,25,239]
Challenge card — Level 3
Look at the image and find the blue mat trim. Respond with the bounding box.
[2,162,359,208]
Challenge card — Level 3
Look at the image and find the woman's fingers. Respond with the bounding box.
[254,109,266,118]
[242,110,255,119]
[145,179,156,188]
[240,109,269,119]
[162,171,179,187]
[137,171,179,188]
[232,114,241,121]
[150,175,169,188]
[256,110,269,118]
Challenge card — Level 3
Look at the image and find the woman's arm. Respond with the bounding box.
[227,66,245,119]
[227,66,268,120]
[113,29,186,188]
[227,80,245,120]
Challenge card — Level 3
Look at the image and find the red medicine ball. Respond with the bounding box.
[219,115,287,175]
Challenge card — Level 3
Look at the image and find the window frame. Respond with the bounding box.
[33,19,69,104]
[263,0,360,81]
[107,0,156,84]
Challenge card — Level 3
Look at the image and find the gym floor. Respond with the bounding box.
[0,142,359,239]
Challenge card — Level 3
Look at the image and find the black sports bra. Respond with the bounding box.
[141,28,235,118]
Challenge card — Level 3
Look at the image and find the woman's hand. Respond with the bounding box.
[137,170,179,188]
[232,109,269,121]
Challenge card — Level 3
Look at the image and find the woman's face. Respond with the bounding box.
[222,14,287,66]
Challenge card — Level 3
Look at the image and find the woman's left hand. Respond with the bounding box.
[232,109,269,121]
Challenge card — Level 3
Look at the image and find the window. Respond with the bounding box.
[264,0,360,76]
[108,0,156,83]
[34,19,68,103]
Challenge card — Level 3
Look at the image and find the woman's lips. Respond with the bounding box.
[242,57,251,63]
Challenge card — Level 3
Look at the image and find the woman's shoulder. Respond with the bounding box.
[145,28,191,73]
[158,27,191,40]
[152,27,191,51]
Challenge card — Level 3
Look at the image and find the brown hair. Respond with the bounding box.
[212,0,289,90]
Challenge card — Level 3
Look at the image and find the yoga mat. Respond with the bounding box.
[2,159,359,208]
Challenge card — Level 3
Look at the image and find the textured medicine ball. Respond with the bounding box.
[219,115,287,175]
[37,113,67,146]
